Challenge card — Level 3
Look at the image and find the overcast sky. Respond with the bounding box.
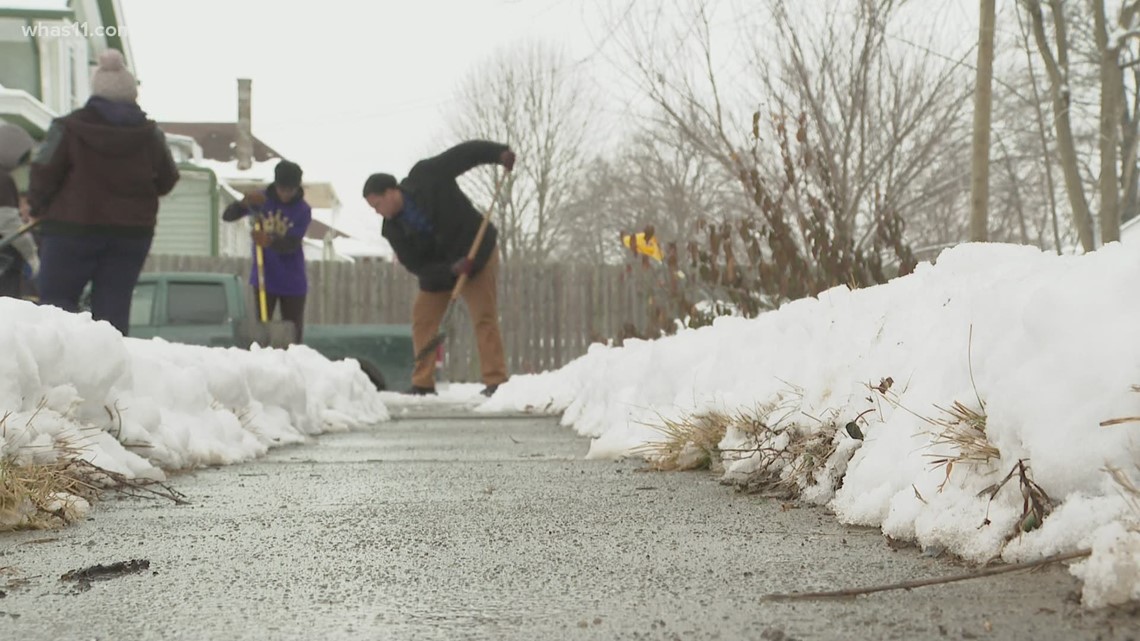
[116,0,620,223]
[96,0,985,229]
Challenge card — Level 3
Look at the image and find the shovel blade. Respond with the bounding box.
[264,321,296,348]
[237,316,296,349]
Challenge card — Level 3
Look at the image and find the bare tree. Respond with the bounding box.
[755,1,975,246]
[1014,1,1065,252]
[1094,0,1124,242]
[555,155,637,265]
[971,0,998,241]
[446,41,597,263]
[594,0,974,322]
[1017,0,1140,248]
[557,127,743,266]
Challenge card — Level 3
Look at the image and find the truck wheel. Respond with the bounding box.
[357,360,387,391]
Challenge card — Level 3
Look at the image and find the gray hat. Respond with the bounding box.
[91,49,138,103]
[0,123,35,172]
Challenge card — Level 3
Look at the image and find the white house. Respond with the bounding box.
[0,0,235,256]
[162,102,394,263]
[0,0,126,133]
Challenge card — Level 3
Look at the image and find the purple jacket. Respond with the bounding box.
[222,185,311,296]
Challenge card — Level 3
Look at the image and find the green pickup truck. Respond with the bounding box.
[124,272,414,391]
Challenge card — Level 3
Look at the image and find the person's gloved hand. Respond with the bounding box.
[499,149,516,172]
[242,191,267,208]
[451,257,474,276]
[252,229,271,248]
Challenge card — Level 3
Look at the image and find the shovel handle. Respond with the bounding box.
[252,216,269,323]
[0,218,40,253]
[450,169,509,302]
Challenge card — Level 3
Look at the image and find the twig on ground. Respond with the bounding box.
[759,549,1092,601]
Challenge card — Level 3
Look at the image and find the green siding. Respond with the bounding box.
[94,0,123,58]
[0,19,39,98]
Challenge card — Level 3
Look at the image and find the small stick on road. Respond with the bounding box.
[759,549,1092,601]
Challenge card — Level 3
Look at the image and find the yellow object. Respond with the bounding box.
[622,232,663,261]
[253,219,269,322]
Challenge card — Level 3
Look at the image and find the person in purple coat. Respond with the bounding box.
[222,160,311,343]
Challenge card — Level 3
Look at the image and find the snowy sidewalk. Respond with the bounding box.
[1,413,1134,641]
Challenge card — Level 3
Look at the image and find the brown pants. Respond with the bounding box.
[411,252,507,388]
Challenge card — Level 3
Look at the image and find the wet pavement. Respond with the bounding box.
[1,409,1138,640]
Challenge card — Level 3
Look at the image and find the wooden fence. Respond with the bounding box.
[142,255,653,382]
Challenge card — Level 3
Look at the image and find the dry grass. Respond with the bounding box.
[634,410,731,471]
[924,401,1000,490]
[0,455,97,530]
[728,416,842,498]
[978,459,1053,539]
[873,383,999,491]
[1106,465,1140,526]
[1,413,187,533]
[636,388,850,501]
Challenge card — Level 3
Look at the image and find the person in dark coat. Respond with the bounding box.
[221,160,312,343]
[0,123,37,299]
[28,49,180,335]
[362,140,515,397]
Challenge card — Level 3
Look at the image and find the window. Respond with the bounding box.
[130,283,156,326]
[166,282,228,325]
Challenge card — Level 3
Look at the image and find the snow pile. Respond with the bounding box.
[1,297,389,497]
[484,242,1140,609]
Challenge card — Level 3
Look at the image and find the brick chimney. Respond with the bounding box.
[236,78,253,171]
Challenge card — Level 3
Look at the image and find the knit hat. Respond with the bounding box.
[90,49,138,102]
[274,160,303,188]
[362,173,398,197]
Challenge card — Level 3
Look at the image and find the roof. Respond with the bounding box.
[310,208,356,237]
[0,87,54,135]
[0,1,72,19]
[158,122,284,163]
[308,209,393,260]
[1,1,70,8]
[300,237,393,263]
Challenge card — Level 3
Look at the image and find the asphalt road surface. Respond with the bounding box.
[2,407,1138,640]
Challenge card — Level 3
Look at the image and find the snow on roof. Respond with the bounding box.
[196,158,278,184]
[196,158,339,187]
[298,236,392,262]
[301,237,353,263]
[309,208,350,234]
[310,207,378,234]
[329,236,394,260]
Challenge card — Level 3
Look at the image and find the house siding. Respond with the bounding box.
[153,169,216,256]
[0,19,40,97]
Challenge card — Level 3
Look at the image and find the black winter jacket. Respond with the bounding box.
[382,140,509,292]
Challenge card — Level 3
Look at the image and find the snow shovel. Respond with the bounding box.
[414,169,510,365]
[240,213,296,349]
[0,218,39,273]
